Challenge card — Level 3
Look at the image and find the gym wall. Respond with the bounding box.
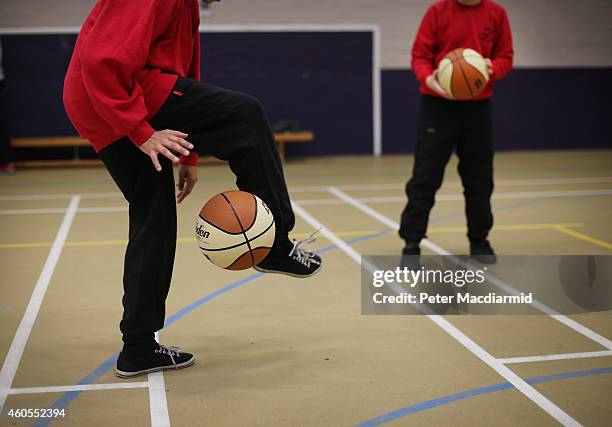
[0,0,610,158]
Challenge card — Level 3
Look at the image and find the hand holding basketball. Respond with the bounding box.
[437,48,490,100]
[139,129,193,171]
[485,58,493,76]
[426,70,450,99]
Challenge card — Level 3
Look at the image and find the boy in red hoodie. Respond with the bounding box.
[64,0,321,378]
[400,0,513,264]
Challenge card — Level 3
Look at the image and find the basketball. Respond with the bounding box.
[195,191,275,270]
[437,48,490,100]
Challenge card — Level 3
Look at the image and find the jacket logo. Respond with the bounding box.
[479,27,493,42]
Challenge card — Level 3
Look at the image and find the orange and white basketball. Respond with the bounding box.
[195,191,275,270]
[437,48,490,100]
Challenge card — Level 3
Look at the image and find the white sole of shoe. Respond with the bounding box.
[115,355,196,379]
[253,263,322,278]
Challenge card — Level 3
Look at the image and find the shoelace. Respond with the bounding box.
[155,345,182,365]
[288,228,322,268]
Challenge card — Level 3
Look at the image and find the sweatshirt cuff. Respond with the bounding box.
[128,121,155,147]
[180,151,199,166]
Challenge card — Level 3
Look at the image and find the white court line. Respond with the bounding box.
[0,192,121,201]
[329,187,612,351]
[0,196,80,412]
[315,176,612,192]
[149,332,170,427]
[0,207,128,215]
[9,382,149,395]
[291,201,580,427]
[0,208,69,215]
[294,189,612,205]
[1,176,611,201]
[499,350,612,365]
[1,188,610,215]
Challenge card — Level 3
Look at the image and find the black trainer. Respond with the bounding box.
[116,344,195,378]
[400,241,421,270]
[470,239,497,264]
[254,231,322,278]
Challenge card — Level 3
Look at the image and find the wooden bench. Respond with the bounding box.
[11,131,314,168]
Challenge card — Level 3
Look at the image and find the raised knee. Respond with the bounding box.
[236,94,265,120]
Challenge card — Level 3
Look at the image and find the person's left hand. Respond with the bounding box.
[485,58,493,76]
[177,164,198,204]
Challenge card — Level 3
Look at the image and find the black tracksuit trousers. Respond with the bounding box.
[399,95,494,244]
[98,77,295,351]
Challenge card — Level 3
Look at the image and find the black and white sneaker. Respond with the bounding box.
[470,239,497,264]
[254,230,322,278]
[115,344,195,378]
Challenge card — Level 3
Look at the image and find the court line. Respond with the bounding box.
[325,176,612,192]
[0,207,128,215]
[553,226,612,249]
[354,366,612,427]
[0,192,121,201]
[36,231,391,422]
[9,382,149,395]
[329,186,612,352]
[33,354,121,427]
[0,195,80,413]
[0,230,382,250]
[0,224,583,250]
[291,201,580,426]
[149,332,170,427]
[1,187,610,215]
[1,176,610,200]
[293,189,612,206]
[21,227,604,425]
[498,350,612,365]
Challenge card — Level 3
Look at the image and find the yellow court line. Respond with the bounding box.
[0,230,381,250]
[553,226,612,250]
[0,224,587,249]
[428,222,584,233]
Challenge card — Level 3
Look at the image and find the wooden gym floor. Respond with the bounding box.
[0,150,611,426]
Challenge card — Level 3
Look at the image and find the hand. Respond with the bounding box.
[177,164,198,203]
[484,58,493,76]
[138,129,193,172]
[426,69,450,99]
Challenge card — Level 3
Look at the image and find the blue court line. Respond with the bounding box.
[35,229,393,427]
[355,366,612,427]
[33,225,610,426]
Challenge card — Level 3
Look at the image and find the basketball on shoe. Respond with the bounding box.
[195,191,275,270]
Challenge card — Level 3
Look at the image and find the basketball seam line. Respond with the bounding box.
[452,50,474,99]
[463,53,490,82]
[225,246,273,270]
[198,219,275,252]
[219,192,255,266]
[250,193,258,233]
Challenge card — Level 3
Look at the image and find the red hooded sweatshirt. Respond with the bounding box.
[412,0,514,100]
[63,0,200,165]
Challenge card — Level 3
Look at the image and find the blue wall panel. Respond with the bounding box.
[1,32,374,159]
[382,68,612,153]
[1,31,610,161]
